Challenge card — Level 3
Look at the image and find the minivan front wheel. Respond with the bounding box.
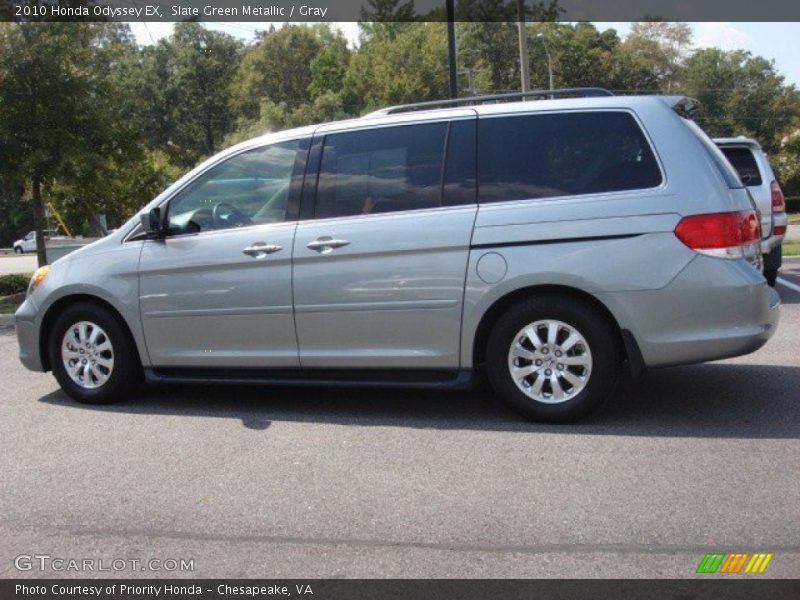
[49,303,141,404]
[486,295,621,422]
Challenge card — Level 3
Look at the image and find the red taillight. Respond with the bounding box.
[674,210,761,259]
[771,180,786,212]
[774,225,787,235]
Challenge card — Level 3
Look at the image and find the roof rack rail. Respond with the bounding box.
[369,87,614,117]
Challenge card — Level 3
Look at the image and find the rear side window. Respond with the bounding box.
[718,146,763,186]
[315,122,447,218]
[477,111,662,203]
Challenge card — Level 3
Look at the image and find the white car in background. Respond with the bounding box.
[13,231,36,254]
[715,137,788,286]
[13,230,70,254]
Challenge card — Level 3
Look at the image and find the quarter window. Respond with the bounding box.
[314,122,448,219]
[167,140,301,235]
[478,111,662,203]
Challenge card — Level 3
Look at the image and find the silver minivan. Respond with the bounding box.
[15,90,781,422]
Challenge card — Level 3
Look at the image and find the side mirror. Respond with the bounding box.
[140,206,165,235]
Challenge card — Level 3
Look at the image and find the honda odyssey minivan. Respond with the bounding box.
[15,89,780,422]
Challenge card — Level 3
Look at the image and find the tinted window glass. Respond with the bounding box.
[168,140,300,235]
[315,123,447,218]
[719,146,763,186]
[443,120,477,206]
[478,112,662,203]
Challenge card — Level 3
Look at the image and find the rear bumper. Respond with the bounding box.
[601,256,780,369]
[15,297,44,372]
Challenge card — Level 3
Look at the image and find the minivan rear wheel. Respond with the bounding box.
[486,295,622,422]
[49,302,142,404]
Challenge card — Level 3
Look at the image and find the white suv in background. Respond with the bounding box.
[715,137,788,286]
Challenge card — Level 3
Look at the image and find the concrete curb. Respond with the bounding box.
[0,314,15,328]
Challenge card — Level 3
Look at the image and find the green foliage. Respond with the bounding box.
[458,22,520,93]
[360,0,416,22]
[309,26,351,100]
[0,22,141,263]
[0,23,130,181]
[3,18,800,245]
[772,132,800,199]
[0,171,30,247]
[683,49,799,152]
[230,25,331,119]
[342,22,449,113]
[0,273,31,297]
[224,92,347,146]
[128,23,243,167]
[50,149,181,235]
[624,22,692,91]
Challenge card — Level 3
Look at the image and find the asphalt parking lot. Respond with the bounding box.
[1,265,799,579]
[0,253,37,276]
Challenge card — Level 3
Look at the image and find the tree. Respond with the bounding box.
[360,0,416,21]
[230,25,324,119]
[127,24,242,167]
[683,48,799,152]
[0,171,30,248]
[308,25,351,100]
[169,24,242,159]
[50,149,181,234]
[772,130,800,199]
[342,22,449,113]
[625,22,692,91]
[526,22,621,91]
[458,22,520,93]
[0,22,137,265]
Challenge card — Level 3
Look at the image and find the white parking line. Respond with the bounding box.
[777,277,800,294]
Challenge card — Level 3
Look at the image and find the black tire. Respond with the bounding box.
[485,294,622,423]
[48,302,142,404]
[764,269,778,287]
[14,246,22,254]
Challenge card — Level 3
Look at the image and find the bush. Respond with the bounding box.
[0,273,31,297]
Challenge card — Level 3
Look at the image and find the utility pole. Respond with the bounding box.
[516,0,530,92]
[446,0,458,98]
[536,32,554,92]
[459,68,476,96]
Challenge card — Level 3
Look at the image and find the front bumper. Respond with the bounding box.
[15,297,44,372]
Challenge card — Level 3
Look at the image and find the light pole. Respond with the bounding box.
[536,32,554,92]
[446,0,457,98]
[516,0,530,92]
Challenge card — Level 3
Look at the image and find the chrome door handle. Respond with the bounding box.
[306,236,350,253]
[242,242,282,258]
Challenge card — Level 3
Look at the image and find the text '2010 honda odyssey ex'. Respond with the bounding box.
[15,89,780,422]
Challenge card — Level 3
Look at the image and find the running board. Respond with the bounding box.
[144,367,475,390]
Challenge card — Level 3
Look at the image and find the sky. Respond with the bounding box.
[127,21,800,87]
